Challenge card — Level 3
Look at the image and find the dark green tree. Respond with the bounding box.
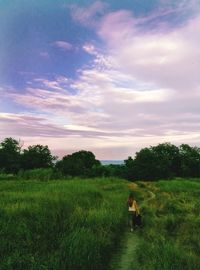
[124,156,135,180]
[130,147,158,180]
[0,137,21,173]
[21,144,56,170]
[125,143,181,180]
[151,143,181,178]
[57,150,100,177]
[179,144,200,177]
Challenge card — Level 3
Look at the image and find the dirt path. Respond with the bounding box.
[109,187,155,270]
[109,231,140,270]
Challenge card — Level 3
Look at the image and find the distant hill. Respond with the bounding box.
[100,160,124,165]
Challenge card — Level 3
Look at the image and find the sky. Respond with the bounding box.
[0,0,200,160]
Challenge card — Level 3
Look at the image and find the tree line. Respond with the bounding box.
[0,137,200,180]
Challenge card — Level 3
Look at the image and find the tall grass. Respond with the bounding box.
[0,178,129,270]
[133,179,200,270]
[17,168,57,181]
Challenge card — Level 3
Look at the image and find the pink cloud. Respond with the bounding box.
[98,11,200,91]
[82,43,97,55]
[53,41,72,51]
[69,1,107,27]
[2,3,200,158]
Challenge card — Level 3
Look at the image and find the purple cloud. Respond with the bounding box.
[69,1,107,27]
[53,41,73,51]
[1,1,200,159]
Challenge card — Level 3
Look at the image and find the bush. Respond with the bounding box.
[0,173,15,180]
[17,168,54,181]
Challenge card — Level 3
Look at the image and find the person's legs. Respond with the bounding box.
[128,211,136,231]
[128,212,132,229]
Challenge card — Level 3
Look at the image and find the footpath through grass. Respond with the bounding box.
[109,179,200,270]
[0,178,129,270]
[108,183,155,270]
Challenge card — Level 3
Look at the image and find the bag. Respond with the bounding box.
[136,214,142,227]
[128,198,133,207]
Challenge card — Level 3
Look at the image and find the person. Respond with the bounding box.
[127,193,140,231]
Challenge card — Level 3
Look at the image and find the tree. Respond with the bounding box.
[124,143,181,180]
[0,137,21,173]
[151,143,181,178]
[124,156,135,180]
[179,144,200,177]
[130,147,159,180]
[57,150,100,177]
[21,144,56,170]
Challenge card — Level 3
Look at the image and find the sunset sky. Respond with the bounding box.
[0,0,200,160]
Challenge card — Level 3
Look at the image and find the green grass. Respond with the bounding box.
[133,179,200,270]
[0,178,129,270]
[1,177,200,270]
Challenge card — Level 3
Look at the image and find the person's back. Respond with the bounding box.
[128,198,138,212]
[127,194,140,231]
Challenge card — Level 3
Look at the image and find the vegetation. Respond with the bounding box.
[0,138,21,173]
[1,137,199,270]
[56,150,101,177]
[0,137,200,180]
[0,178,129,270]
[0,175,200,269]
[124,143,200,180]
[132,179,200,270]
[21,144,56,170]
[0,138,200,181]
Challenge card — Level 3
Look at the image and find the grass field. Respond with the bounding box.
[132,179,200,270]
[1,177,200,270]
[0,178,129,270]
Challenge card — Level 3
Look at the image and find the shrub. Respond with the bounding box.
[17,168,54,181]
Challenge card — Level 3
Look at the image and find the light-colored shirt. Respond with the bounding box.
[128,200,139,213]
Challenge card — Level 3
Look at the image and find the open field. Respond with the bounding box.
[0,177,200,270]
[0,178,129,270]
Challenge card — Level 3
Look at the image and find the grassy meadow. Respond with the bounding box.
[1,177,200,270]
[133,179,200,270]
[0,178,129,270]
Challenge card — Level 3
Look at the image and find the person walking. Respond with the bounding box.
[127,193,140,231]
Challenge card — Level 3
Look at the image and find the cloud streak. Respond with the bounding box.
[53,41,73,51]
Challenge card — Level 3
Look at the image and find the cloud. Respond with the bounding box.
[0,112,120,139]
[53,41,72,51]
[69,1,107,27]
[2,1,200,158]
[98,9,200,91]
[33,77,69,90]
[7,62,199,142]
[82,43,97,55]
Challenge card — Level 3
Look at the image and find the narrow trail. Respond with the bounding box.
[109,185,155,270]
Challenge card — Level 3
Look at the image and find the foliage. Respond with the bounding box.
[0,137,200,180]
[21,144,56,170]
[0,138,21,173]
[56,150,101,177]
[17,168,54,181]
[124,142,200,180]
[179,144,200,177]
[0,173,15,180]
